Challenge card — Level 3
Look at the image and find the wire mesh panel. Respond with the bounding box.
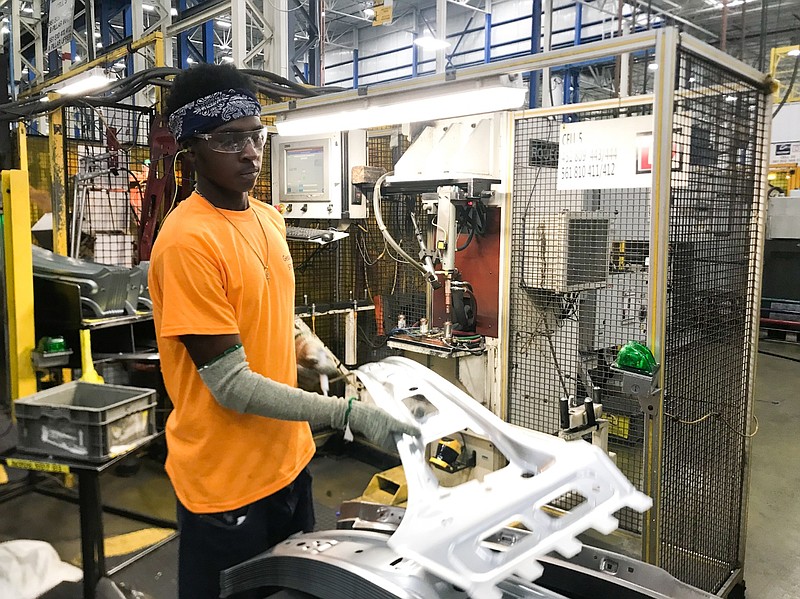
[660,50,768,593]
[508,107,652,534]
[262,130,419,362]
[63,104,152,267]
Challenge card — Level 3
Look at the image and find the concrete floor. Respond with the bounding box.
[1,341,799,598]
[741,340,800,599]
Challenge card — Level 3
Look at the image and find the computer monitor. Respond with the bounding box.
[271,131,367,220]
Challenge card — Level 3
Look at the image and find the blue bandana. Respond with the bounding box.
[168,88,262,143]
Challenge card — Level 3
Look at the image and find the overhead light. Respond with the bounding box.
[22,6,34,13]
[170,7,178,16]
[50,67,115,96]
[725,95,737,102]
[0,26,8,35]
[647,62,658,71]
[94,31,101,38]
[187,57,196,64]
[414,35,451,51]
[96,42,102,48]
[703,0,751,7]
[221,56,234,63]
[788,48,800,57]
[364,7,375,18]
[216,19,232,28]
[142,3,155,11]
[74,55,83,63]
[271,74,527,136]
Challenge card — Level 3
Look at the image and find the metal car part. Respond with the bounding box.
[355,356,652,599]
[220,529,716,599]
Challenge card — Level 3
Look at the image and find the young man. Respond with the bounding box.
[149,64,418,599]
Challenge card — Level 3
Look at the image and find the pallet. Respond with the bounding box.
[760,326,800,343]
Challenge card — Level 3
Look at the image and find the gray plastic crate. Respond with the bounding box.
[15,381,156,462]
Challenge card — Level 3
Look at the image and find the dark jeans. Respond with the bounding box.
[177,468,315,599]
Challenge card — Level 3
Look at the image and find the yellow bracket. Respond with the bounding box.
[79,329,104,384]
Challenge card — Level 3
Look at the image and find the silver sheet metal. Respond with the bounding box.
[220,528,716,599]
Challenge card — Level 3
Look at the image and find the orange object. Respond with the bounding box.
[149,192,314,513]
[374,294,385,336]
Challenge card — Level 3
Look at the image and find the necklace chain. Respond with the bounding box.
[197,191,271,281]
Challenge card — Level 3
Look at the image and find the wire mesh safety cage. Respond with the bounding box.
[357,131,428,362]
[508,106,653,535]
[260,130,418,363]
[659,49,768,594]
[61,104,153,267]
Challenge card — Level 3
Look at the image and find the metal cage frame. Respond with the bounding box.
[498,28,770,595]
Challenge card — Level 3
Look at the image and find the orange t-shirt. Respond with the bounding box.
[148,192,315,513]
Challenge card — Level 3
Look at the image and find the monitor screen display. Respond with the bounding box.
[284,145,326,196]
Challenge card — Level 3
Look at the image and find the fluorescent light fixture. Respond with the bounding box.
[704,0,751,7]
[414,35,451,51]
[216,19,232,28]
[788,48,800,57]
[51,67,115,96]
[272,74,527,136]
[647,62,658,71]
[142,3,155,11]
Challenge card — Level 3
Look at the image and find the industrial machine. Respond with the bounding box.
[368,115,508,357]
[219,357,711,599]
[374,174,496,348]
[271,130,368,220]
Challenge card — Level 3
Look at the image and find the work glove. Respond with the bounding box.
[295,331,339,376]
[345,400,422,451]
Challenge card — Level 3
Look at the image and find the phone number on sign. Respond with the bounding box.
[560,161,617,180]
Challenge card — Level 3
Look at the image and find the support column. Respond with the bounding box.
[2,170,37,400]
[644,26,679,567]
[266,0,288,77]
[541,0,552,106]
[232,0,247,66]
[435,0,446,74]
[48,101,68,256]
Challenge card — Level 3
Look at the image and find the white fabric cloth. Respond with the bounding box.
[0,540,82,599]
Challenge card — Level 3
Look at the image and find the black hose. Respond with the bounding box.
[1,66,334,121]
[773,52,799,118]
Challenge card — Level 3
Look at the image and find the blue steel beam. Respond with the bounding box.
[528,0,541,108]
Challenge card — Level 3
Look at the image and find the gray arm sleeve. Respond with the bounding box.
[198,345,349,429]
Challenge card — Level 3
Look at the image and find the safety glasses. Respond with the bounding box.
[194,127,268,153]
